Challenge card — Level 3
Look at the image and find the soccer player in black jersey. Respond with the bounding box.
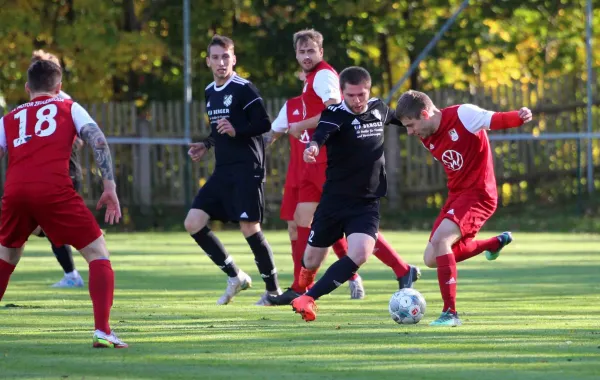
[185,35,281,305]
[291,66,414,321]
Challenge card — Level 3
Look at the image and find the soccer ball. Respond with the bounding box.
[388,288,426,325]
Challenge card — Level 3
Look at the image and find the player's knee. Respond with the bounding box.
[423,243,438,268]
[239,221,260,237]
[79,236,109,263]
[293,210,312,227]
[184,213,206,234]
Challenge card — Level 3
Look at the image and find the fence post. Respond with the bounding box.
[136,118,152,214]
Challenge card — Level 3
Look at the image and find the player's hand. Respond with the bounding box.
[73,137,84,151]
[295,71,306,81]
[217,118,236,137]
[519,107,533,123]
[289,122,303,139]
[97,181,121,225]
[188,142,207,162]
[303,143,319,164]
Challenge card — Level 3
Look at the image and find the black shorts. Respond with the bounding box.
[191,173,264,223]
[308,193,380,248]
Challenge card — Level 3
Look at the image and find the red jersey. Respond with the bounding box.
[0,95,95,189]
[301,60,340,165]
[421,104,498,198]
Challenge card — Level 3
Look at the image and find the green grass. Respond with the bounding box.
[1,231,599,380]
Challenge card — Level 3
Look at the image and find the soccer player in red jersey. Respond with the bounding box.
[0,60,127,347]
[269,30,419,305]
[395,90,533,326]
[30,49,85,288]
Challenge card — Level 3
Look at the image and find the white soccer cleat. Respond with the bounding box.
[92,330,128,348]
[349,275,365,299]
[51,271,84,288]
[216,271,252,305]
[255,288,283,306]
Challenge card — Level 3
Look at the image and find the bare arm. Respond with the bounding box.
[263,130,285,146]
[291,98,339,133]
[79,123,114,182]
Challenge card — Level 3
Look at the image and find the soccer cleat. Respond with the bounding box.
[267,287,301,306]
[348,275,365,299]
[485,231,513,261]
[92,330,128,348]
[429,309,462,327]
[51,272,84,288]
[216,271,252,305]
[255,288,283,306]
[291,294,318,322]
[398,265,421,290]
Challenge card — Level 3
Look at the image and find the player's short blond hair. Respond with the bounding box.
[31,50,61,66]
[293,29,323,50]
[395,90,435,120]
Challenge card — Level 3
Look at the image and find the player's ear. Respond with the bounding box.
[231,54,236,67]
[25,82,31,95]
[206,56,210,68]
[420,109,430,120]
[55,81,62,95]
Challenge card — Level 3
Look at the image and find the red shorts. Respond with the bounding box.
[430,191,497,241]
[298,162,327,203]
[280,185,299,221]
[0,184,102,250]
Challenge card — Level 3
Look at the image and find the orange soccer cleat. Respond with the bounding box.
[298,267,318,291]
[291,294,318,322]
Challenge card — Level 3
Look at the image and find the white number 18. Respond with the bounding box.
[13,104,58,147]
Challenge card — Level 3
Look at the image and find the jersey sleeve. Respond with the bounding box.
[236,83,271,137]
[312,107,341,147]
[383,103,403,126]
[457,104,495,134]
[313,70,341,104]
[271,102,288,133]
[71,102,97,135]
[0,117,6,150]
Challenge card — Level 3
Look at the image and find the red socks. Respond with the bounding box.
[292,227,313,292]
[436,254,457,313]
[89,259,114,333]
[453,237,500,263]
[0,259,16,301]
[373,232,410,278]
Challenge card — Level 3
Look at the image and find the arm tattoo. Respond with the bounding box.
[79,123,114,181]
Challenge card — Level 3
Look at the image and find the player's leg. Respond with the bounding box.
[77,236,126,348]
[291,207,341,321]
[293,198,378,321]
[448,197,512,262]
[0,193,37,302]
[0,245,24,302]
[372,232,421,289]
[35,191,127,348]
[185,177,249,305]
[426,217,462,327]
[328,237,364,299]
[239,221,282,305]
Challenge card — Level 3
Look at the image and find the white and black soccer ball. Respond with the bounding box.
[388,288,426,325]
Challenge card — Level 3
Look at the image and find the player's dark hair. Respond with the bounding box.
[395,90,435,120]
[293,29,324,50]
[27,60,62,93]
[339,66,371,90]
[207,34,235,55]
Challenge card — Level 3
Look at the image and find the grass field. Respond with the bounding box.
[1,231,599,380]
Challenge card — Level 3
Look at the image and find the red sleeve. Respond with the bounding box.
[490,111,523,130]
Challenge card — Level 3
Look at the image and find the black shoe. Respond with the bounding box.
[397,265,421,289]
[267,288,301,306]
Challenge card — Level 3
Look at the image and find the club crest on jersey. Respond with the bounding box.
[372,109,382,120]
[351,118,361,130]
[300,130,310,143]
[430,143,434,149]
[441,150,463,171]
[449,128,459,141]
[223,95,233,107]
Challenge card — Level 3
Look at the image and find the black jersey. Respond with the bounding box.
[203,73,271,177]
[312,98,402,198]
